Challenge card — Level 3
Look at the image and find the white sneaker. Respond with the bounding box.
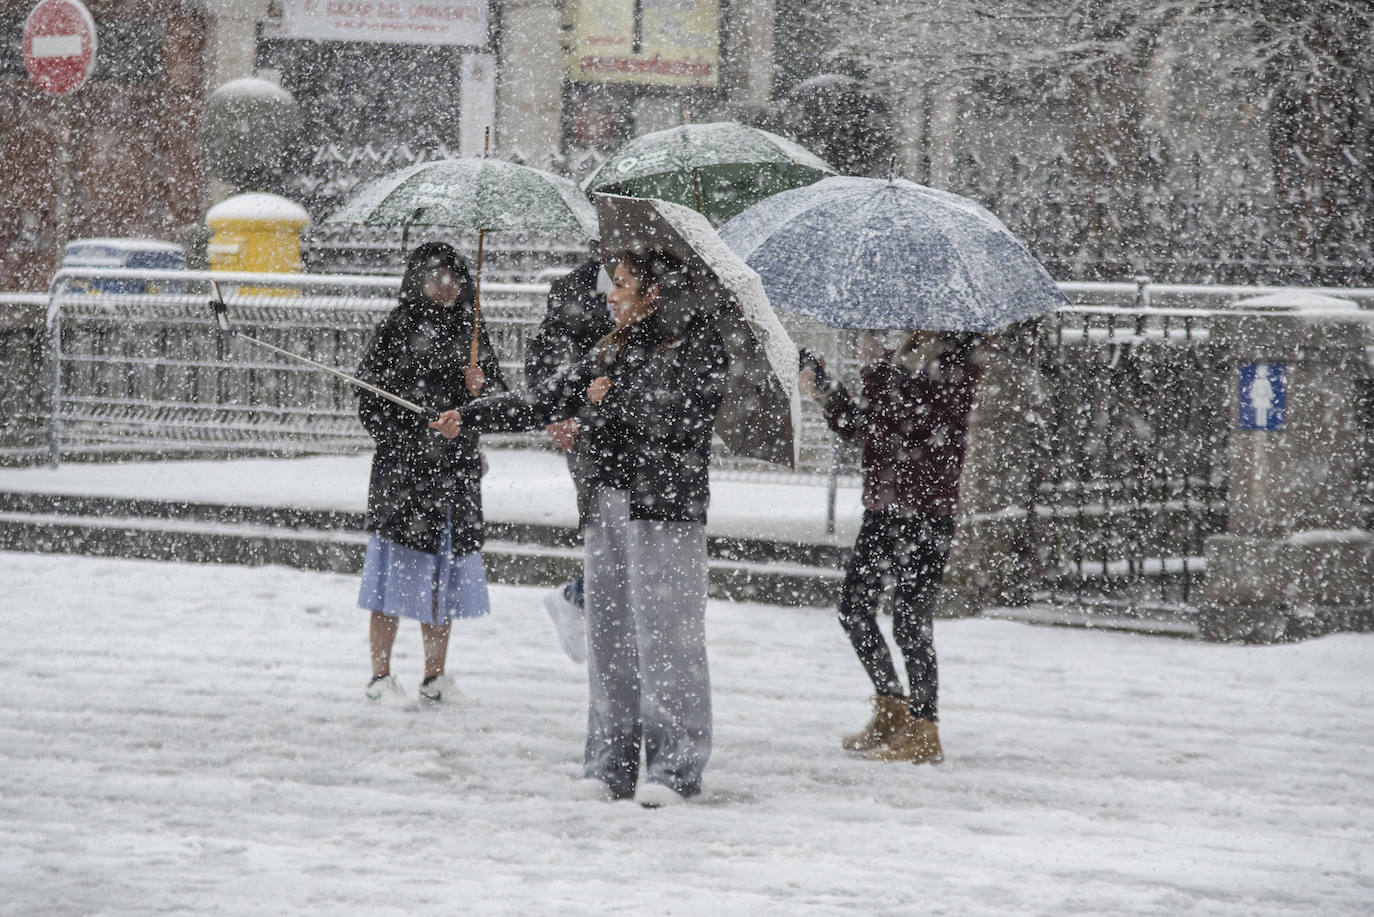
[418,674,467,706]
[364,674,408,706]
[635,783,686,809]
[570,779,619,802]
[543,584,587,663]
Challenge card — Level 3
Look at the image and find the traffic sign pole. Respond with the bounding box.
[55,96,73,254]
[23,0,96,264]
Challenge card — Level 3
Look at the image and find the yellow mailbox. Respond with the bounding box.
[206,193,309,294]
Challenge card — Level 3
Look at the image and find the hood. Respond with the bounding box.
[399,241,477,321]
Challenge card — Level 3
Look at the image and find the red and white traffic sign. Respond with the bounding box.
[23,0,97,96]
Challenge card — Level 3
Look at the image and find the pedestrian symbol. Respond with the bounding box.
[1238,363,1285,431]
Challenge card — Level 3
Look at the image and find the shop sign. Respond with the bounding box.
[567,0,719,88]
[262,0,489,47]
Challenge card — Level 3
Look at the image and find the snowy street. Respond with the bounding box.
[2,551,1370,916]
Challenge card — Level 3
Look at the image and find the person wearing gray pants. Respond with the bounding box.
[584,488,712,800]
[447,247,728,805]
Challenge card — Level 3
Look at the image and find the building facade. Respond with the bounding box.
[4,1,1367,290]
[0,0,207,290]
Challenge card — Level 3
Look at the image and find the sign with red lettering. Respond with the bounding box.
[22,0,97,95]
[261,0,489,47]
[567,0,719,88]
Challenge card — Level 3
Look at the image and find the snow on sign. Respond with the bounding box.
[1238,362,1286,431]
[22,0,97,95]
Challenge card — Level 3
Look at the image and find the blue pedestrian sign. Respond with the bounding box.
[1238,363,1286,431]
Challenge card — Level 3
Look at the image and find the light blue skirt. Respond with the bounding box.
[357,514,491,625]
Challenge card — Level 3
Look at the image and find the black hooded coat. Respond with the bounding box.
[357,242,507,555]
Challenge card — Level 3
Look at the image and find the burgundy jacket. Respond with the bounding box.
[823,347,981,516]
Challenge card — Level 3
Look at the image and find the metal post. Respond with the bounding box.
[824,327,852,536]
[55,96,73,256]
[825,435,839,536]
[1134,274,1151,311]
[46,274,64,467]
[46,97,76,467]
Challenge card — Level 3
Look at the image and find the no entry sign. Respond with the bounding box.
[23,0,97,95]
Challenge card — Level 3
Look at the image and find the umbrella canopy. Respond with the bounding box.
[329,157,598,238]
[329,157,598,368]
[717,176,1068,332]
[594,193,801,468]
[583,122,836,224]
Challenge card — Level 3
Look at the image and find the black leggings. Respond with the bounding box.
[837,508,955,721]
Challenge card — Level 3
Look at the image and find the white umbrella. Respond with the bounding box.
[593,193,801,468]
[718,176,1067,331]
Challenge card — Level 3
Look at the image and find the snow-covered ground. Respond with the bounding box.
[2,552,1371,916]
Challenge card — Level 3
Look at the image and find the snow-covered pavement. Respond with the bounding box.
[2,552,1371,915]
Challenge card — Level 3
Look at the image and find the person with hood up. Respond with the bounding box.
[435,248,729,806]
[356,241,507,706]
[800,329,982,764]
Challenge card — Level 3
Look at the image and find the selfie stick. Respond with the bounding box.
[208,280,439,421]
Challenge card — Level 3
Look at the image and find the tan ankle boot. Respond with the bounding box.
[841,695,910,751]
[867,717,944,765]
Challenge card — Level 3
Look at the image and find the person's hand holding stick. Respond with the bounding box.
[429,409,462,439]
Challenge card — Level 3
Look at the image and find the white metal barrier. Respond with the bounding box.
[41,267,853,480]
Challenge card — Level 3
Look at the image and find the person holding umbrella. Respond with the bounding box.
[357,241,507,706]
[800,330,982,764]
[721,172,1066,762]
[438,246,730,806]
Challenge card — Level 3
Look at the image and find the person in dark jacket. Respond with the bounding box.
[437,248,729,806]
[801,329,981,764]
[525,252,614,663]
[356,241,507,707]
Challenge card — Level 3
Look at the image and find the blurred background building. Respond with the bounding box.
[1,0,1369,289]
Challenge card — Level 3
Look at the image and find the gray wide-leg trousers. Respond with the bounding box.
[583,488,712,799]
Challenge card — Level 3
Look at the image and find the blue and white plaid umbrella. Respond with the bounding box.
[717,176,1067,331]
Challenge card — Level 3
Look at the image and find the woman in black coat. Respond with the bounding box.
[356,241,506,706]
[443,249,729,805]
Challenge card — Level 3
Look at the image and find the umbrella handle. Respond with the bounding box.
[470,128,490,370]
[469,228,485,370]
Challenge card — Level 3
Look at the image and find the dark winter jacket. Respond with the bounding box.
[823,342,980,516]
[357,242,507,555]
[524,256,614,525]
[463,300,729,525]
[524,256,614,389]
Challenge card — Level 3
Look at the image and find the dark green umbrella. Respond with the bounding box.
[582,121,836,224]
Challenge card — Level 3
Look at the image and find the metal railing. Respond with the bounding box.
[30,267,1374,612]
[41,267,852,477]
[1019,280,1374,611]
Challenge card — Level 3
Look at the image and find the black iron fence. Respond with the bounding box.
[1022,302,1226,611]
